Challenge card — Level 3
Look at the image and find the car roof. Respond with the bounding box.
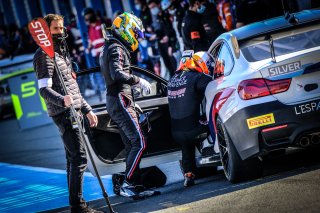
[230,9,320,42]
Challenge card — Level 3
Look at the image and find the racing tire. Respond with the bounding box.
[216,116,262,183]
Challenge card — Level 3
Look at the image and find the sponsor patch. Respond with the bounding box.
[294,100,320,115]
[268,61,301,77]
[168,88,186,99]
[247,113,275,129]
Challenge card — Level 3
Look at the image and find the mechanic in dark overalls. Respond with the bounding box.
[168,50,218,187]
[99,12,152,199]
[33,14,100,213]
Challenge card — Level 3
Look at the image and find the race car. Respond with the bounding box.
[205,9,320,183]
[77,65,217,178]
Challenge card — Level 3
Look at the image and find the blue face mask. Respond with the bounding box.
[135,4,141,11]
[197,4,206,14]
[169,8,177,15]
[150,7,160,16]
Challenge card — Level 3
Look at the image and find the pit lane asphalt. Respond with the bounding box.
[47,147,320,213]
[1,119,320,213]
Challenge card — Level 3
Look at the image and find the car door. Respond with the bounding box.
[76,66,180,175]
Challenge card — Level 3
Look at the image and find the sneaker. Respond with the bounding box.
[120,180,142,200]
[184,172,195,187]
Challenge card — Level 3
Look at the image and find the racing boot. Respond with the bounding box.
[112,173,125,195]
[120,180,143,200]
[184,172,195,187]
[120,180,161,200]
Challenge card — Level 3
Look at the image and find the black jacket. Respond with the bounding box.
[33,47,92,117]
[154,12,178,50]
[100,38,140,98]
[168,70,211,132]
[202,2,225,43]
[182,10,209,52]
[174,0,189,38]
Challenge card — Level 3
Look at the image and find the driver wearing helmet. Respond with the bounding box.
[99,12,152,199]
[168,50,218,187]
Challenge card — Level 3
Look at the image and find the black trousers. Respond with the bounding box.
[106,93,147,183]
[158,42,177,77]
[52,110,88,211]
[172,125,207,174]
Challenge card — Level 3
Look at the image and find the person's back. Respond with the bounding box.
[168,50,214,187]
[168,70,210,132]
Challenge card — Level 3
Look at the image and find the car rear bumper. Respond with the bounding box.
[224,99,320,160]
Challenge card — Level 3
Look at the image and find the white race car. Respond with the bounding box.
[205,10,320,183]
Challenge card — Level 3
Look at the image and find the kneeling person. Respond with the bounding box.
[168,50,218,187]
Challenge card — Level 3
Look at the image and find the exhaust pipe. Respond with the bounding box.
[299,136,310,147]
[311,134,320,145]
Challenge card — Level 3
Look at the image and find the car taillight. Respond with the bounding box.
[238,78,291,100]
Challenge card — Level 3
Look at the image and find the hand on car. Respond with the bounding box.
[64,95,73,107]
[138,78,151,95]
[86,111,98,128]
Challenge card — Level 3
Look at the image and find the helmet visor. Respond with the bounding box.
[134,27,145,39]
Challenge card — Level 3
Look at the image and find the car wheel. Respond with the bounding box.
[216,116,262,183]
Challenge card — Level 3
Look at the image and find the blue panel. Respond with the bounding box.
[0,162,114,212]
[39,0,55,15]
[1,0,15,25]
[12,0,29,27]
[71,0,95,68]
[91,0,106,17]
[26,0,42,19]
[110,0,124,13]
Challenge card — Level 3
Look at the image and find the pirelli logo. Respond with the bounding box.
[246,113,275,129]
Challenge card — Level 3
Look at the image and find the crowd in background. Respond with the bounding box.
[0,24,38,60]
[1,0,320,79]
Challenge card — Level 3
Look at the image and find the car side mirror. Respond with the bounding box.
[214,59,225,78]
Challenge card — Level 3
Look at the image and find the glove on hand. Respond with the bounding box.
[138,78,151,94]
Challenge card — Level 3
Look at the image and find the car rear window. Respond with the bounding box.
[240,26,320,62]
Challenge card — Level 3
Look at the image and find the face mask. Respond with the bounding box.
[197,4,206,14]
[52,34,63,46]
[140,39,148,48]
[135,4,141,11]
[168,8,177,15]
[85,15,96,25]
[89,16,96,23]
[150,7,160,16]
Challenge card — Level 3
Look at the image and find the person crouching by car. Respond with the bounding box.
[168,50,219,187]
